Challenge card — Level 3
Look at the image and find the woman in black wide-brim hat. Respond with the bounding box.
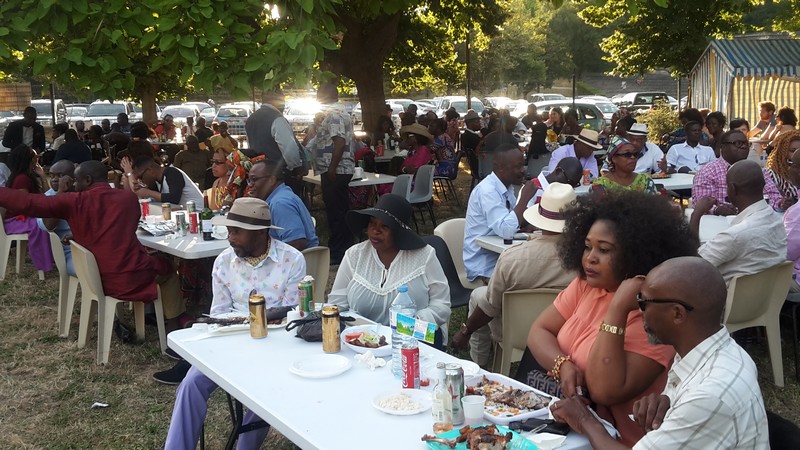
[328,194,451,347]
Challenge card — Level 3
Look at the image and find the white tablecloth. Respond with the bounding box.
[138,232,229,259]
[575,173,695,195]
[168,324,592,450]
[303,172,397,187]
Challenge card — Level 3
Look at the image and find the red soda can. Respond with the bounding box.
[139,199,150,218]
[401,343,420,389]
[189,212,199,234]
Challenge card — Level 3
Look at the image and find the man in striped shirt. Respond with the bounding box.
[550,257,769,449]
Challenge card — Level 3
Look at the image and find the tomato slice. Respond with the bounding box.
[344,332,363,343]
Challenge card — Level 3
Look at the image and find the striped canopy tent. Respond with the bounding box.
[689,34,800,127]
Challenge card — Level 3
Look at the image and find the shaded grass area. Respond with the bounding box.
[1,163,798,448]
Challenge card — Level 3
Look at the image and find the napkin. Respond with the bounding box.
[527,432,566,450]
[212,225,228,240]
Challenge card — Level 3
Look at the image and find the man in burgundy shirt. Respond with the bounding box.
[0,161,185,332]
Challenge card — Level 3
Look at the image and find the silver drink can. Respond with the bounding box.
[445,363,465,425]
[186,200,196,213]
[174,212,188,236]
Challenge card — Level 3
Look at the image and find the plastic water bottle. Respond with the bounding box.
[390,285,417,377]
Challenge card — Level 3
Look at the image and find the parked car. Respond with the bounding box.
[86,100,136,126]
[617,92,671,112]
[199,106,216,122]
[182,101,212,112]
[31,98,67,128]
[583,99,619,122]
[414,101,437,114]
[283,99,321,135]
[161,104,201,128]
[529,93,567,103]
[435,96,485,118]
[507,100,530,118]
[533,99,605,131]
[387,98,414,111]
[483,96,514,109]
[66,106,87,126]
[213,103,254,136]
[130,103,163,122]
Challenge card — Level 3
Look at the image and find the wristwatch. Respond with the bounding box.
[126,172,133,178]
[459,323,472,336]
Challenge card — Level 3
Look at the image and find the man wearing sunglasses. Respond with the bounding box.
[550,257,769,449]
[691,129,781,215]
[626,123,666,175]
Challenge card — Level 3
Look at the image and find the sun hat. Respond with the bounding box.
[627,123,648,136]
[574,129,603,150]
[211,197,282,230]
[399,123,434,141]
[464,110,481,121]
[522,182,576,233]
[346,194,425,250]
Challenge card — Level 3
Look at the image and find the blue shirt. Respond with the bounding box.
[36,189,75,276]
[266,183,319,248]
[463,172,519,280]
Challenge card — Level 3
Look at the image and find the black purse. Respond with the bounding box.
[285,311,355,342]
[526,369,563,398]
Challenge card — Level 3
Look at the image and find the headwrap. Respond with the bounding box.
[606,136,632,172]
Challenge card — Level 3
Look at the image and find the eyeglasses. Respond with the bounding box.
[211,160,227,165]
[636,293,694,312]
[615,152,642,159]
[247,176,268,185]
[723,140,748,149]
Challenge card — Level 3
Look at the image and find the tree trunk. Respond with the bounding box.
[325,11,401,137]
[139,83,158,127]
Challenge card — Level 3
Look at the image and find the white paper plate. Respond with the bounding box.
[289,354,352,379]
[341,324,392,357]
[372,389,432,416]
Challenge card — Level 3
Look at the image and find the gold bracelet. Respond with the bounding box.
[599,321,625,336]
[549,354,572,382]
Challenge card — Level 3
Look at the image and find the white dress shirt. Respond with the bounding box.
[209,240,306,315]
[464,172,519,280]
[635,142,665,174]
[546,144,599,178]
[634,328,769,450]
[666,141,715,172]
[698,200,787,285]
[328,241,451,327]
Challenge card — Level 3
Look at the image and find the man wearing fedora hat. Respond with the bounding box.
[627,123,667,175]
[164,197,306,448]
[453,183,578,366]
[547,128,602,180]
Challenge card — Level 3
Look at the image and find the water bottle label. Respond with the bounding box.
[390,310,397,330]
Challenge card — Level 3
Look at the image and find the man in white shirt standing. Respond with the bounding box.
[691,159,786,285]
[666,121,715,173]
[626,123,666,174]
[551,256,770,450]
[463,144,535,283]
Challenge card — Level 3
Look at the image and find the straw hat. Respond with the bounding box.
[346,194,425,250]
[211,197,282,230]
[574,129,603,150]
[399,123,434,141]
[627,123,648,136]
[523,183,576,233]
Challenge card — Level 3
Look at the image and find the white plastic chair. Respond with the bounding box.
[301,246,330,304]
[433,219,484,290]
[0,207,44,281]
[391,174,413,200]
[71,241,166,364]
[723,261,793,387]
[49,232,80,337]
[492,288,561,376]
[408,164,436,226]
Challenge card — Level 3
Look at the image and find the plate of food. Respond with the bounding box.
[203,312,250,335]
[422,424,535,449]
[466,373,556,425]
[341,324,392,357]
[649,173,671,179]
[373,389,432,416]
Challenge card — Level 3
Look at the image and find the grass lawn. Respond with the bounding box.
[1,162,798,448]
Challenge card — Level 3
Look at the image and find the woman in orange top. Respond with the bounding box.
[528,191,698,446]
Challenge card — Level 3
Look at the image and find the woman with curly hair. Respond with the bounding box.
[527,191,697,446]
[767,130,800,209]
[3,144,52,272]
[592,136,657,194]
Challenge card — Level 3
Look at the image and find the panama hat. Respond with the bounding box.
[346,194,425,250]
[523,182,576,233]
[575,129,603,150]
[211,197,282,230]
[399,123,434,141]
[627,123,648,136]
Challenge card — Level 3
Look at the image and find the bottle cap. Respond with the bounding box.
[398,285,408,293]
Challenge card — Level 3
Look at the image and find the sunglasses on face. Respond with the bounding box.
[615,152,642,159]
[636,293,694,312]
